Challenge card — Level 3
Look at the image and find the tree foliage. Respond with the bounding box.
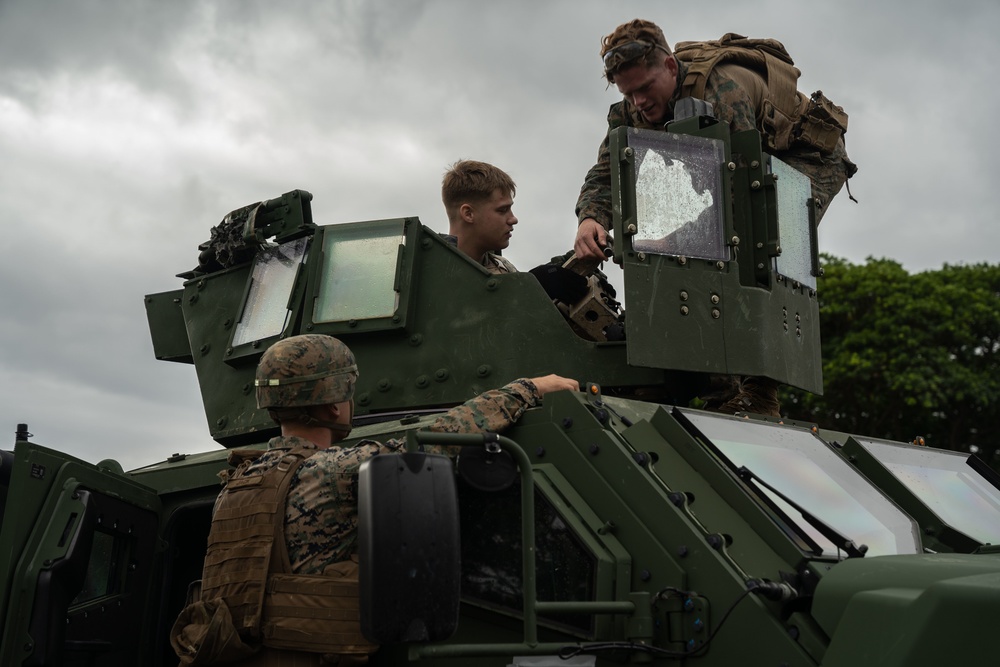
[782,255,1000,468]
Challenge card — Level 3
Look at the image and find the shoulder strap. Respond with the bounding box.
[269,446,314,575]
[199,445,314,638]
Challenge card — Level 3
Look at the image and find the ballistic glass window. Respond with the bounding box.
[313,220,404,322]
[71,530,123,605]
[631,131,729,261]
[681,411,920,557]
[857,438,1000,545]
[459,481,597,634]
[771,157,816,289]
[232,236,310,346]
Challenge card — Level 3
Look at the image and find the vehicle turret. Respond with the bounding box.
[143,111,821,447]
[1,112,998,667]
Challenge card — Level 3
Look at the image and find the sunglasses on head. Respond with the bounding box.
[603,40,661,72]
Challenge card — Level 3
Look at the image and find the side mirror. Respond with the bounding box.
[358,452,461,643]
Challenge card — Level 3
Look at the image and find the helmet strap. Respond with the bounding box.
[269,402,354,437]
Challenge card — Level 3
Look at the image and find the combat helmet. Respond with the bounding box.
[255,334,358,410]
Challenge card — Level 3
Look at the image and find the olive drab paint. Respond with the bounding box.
[0,118,997,667]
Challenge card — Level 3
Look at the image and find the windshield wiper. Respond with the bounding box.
[738,466,868,559]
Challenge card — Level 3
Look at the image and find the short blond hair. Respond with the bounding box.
[442,160,516,219]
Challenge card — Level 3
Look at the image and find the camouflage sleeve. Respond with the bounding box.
[575,102,632,230]
[701,66,761,135]
[428,378,541,434]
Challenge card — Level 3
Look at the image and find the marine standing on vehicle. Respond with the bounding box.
[574,19,857,415]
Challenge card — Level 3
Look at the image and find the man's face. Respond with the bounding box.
[614,55,678,125]
[470,188,517,252]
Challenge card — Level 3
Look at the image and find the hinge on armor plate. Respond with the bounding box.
[662,593,711,655]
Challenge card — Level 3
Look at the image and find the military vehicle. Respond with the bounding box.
[1,112,999,667]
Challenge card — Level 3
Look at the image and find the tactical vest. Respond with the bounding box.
[674,33,848,154]
[172,445,376,665]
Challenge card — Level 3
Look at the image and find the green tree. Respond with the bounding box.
[783,256,1000,468]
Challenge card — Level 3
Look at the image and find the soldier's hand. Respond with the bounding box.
[530,375,580,396]
[574,219,608,261]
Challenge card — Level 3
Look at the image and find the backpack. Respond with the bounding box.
[674,33,848,154]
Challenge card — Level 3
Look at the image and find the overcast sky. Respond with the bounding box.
[2,0,998,471]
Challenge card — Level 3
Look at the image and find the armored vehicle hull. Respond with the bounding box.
[2,119,998,666]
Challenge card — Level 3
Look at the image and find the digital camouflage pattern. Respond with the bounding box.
[441,233,517,275]
[255,334,358,409]
[240,378,541,574]
[576,59,857,229]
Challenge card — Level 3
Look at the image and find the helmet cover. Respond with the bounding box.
[255,334,358,410]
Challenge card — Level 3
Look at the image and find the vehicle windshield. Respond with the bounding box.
[856,438,1000,545]
[681,411,920,558]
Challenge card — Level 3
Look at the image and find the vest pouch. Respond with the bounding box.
[761,98,797,152]
[261,562,377,657]
[171,598,260,665]
[794,90,849,153]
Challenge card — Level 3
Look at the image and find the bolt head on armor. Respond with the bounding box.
[255,334,358,409]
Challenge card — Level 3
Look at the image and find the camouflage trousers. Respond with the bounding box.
[780,135,857,225]
[704,374,782,418]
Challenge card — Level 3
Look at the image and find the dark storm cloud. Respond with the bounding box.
[0,0,997,469]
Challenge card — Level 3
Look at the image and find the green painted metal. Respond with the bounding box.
[813,554,1000,666]
[1,117,998,667]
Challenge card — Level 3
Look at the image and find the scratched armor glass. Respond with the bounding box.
[630,131,729,262]
[314,220,404,322]
[232,236,310,346]
[682,411,920,558]
[857,438,1000,545]
[771,157,816,289]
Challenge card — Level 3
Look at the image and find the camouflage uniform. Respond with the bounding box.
[441,233,517,275]
[172,336,545,665]
[242,378,540,574]
[576,59,857,229]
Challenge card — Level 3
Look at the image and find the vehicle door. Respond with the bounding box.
[0,442,161,666]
